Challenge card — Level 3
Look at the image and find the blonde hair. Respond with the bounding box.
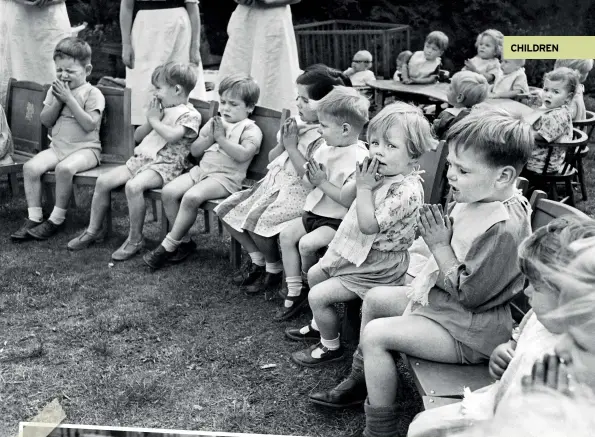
[353,50,373,62]
[445,105,533,172]
[219,73,260,108]
[476,29,504,58]
[396,50,413,66]
[544,67,580,99]
[450,71,489,107]
[367,102,438,160]
[554,59,594,82]
[316,85,370,130]
[426,31,449,52]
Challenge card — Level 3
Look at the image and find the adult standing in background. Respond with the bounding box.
[217,0,301,114]
[120,0,207,125]
[0,0,71,105]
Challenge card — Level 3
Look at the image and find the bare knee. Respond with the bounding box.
[362,287,385,318]
[161,184,180,206]
[54,162,77,179]
[279,227,298,249]
[125,178,145,197]
[95,174,113,194]
[298,235,320,256]
[23,160,45,179]
[308,284,327,312]
[361,319,386,352]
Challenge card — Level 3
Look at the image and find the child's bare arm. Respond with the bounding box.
[410,75,438,84]
[490,90,523,99]
[278,117,308,176]
[212,116,259,162]
[355,157,383,234]
[268,142,285,162]
[190,135,214,158]
[40,98,63,128]
[51,81,100,132]
[305,158,353,208]
[149,119,187,143]
[134,122,152,144]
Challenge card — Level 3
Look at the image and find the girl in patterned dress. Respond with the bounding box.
[214,65,350,294]
[67,62,201,261]
[286,102,437,368]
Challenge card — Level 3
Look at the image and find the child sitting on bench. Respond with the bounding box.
[143,74,262,269]
[408,215,595,436]
[67,62,201,261]
[11,37,105,241]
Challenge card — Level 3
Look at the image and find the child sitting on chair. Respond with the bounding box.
[215,65,347,295]
[286,102,436,367]
[393,51,413,82]
[408,215,595,437]
[401,31,449,85]
[276,86,370,322]
[0,104,13,166]
[11,37,105,241]
[554,59,594,121]
[67,62,201,261]
[143,74,263,269]
[344,51,376,87]
[489,59,529,100]
[433,71,488,139]
[525,67,578,175]
[462,29,504,84]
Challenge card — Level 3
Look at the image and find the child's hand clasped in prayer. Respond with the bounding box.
[489,341,516,380]
[356,156,383,190]
[418,204,452,250]
[281,117,299,150]
[521,353,574,397]
[212,116,226,142]
[146,96,164,123]
[51,79,73,104]
[305,158,327,186]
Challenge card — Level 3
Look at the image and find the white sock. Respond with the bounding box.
[299,319,319,335]
[162,234,181,252]
[249,252,265,266]
[28,207,43,223]
[311,335,341,358]
[310,318,319,331]
[285,276,302,308]
[48,206,67,225]
[265,260,283,274]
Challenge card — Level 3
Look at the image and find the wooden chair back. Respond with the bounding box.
[574,110,595,144]
[189,98,219,128]
[3,78,50,157]
[245,106,290,182]
[418,140,448,204]
[534,128,588,176]
[96,85,135,164]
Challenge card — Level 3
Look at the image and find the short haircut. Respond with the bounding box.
[476,29,504,58]
[297,64,351,100]
[316,85,369,130]
[367,102,438,160]
[396,50,413,66]
[445,105,533,173]
[151,62,198,96]
[544,67,580,98]
[554,59,594,82]
[450,71,489,107]
[54,37,92,66]
[218,73,260,108]
[354,50,373,62]
[426,31,449,52]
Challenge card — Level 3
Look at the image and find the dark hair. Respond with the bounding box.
[296,64,351,100]
[151,62,198,96]
[219,73,260,108]
[53,37,92,66]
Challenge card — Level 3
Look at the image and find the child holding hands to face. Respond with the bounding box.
[276,86,370,321]
[287,102,436,367]
[67,62,201,260]
[143,74,263,269]
[11,37,105,241]
[462,29,504,84]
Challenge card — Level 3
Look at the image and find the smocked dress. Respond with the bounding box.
[215,121,322,237]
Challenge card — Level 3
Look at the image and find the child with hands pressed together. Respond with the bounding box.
[401,31,449,85]
[67,62,201,260]
[11,37,105,241]
[276,86,370,321]
[215,65,345,295]
[286,102,435,368]
[462,29,503,84]
[143,74,262,269]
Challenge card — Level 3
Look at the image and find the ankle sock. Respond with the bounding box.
[265,260,283,274]
[28,207,43,223]
[48,206,66,225]
[162,233,181,252]
[299,319,319,336]
[249,252,265,266]
[285,276,302,307]
[311,335,340,358]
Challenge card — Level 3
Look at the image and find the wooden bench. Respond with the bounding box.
[405,191,590,410]
[1,79,50,196]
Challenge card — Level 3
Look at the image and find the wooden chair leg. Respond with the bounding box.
[576,156,588,201]
[151,199,158,222]
[44,183,54,206]
[230,237,242,269]
[341,301,362,343]
[203,210,211,234]
[70,186,78,209]
[565,179,575,206]
[106,193,113,237]
[9,173,19,196]
[217,216,223,235]
[160,202,169,240]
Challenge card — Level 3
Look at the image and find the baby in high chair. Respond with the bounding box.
[462,29,504,84]
[393,50,413,82]
[343,50,376,87]
[489,59,529,100]
[402,31,449,85]
[554,59,593,121]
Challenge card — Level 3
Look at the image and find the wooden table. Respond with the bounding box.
[482,98,536,118]
[369,80,450,107]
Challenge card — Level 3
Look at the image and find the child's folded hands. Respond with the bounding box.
[305,158,327,186]
[281,117,298,150]
[418,204,453,249]
[356,156,383,190]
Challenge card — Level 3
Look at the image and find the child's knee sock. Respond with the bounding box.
[284,276,302,307]
[48,206,66,225]
[265,260,283,274]
[28,207,43,223]
[162,233,182,252]
[249,252,265,266]
[363,399,400,437]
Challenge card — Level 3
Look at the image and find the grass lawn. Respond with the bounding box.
[1,125,594,437]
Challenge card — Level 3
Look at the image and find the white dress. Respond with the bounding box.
[0,0,71,105]
[127,0,207,125]
[217,3,300,114]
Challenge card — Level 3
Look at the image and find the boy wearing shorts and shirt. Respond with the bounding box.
[11,37,105,241]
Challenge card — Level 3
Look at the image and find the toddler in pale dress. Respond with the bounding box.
[67,62,201,261]
[276,86,370,321]
[215,65,348,295]
[344,50,376,103]
[402,31,449,85]
[462,29,503,84]
[393,50,413,82]
[525,67,578,175]
[554,59,593,121]
[489,59,529,100]
[286,102,437,369]
[143,73,263,269]
[11,37,105,242]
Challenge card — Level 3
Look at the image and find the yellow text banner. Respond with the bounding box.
[503,36,595,59]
